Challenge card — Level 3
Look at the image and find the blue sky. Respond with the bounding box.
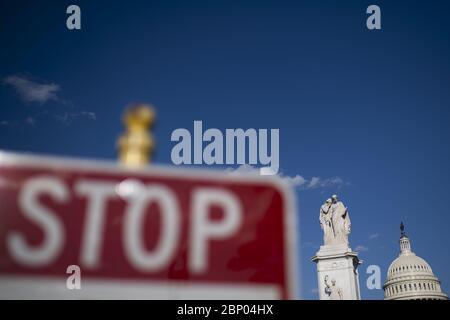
[1,0,450,299]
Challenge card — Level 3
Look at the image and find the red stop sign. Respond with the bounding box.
[0,151,298,299]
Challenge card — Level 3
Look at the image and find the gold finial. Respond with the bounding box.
[117,103,156,167]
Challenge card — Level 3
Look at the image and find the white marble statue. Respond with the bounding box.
[319,198,334,245]
[324,275,343,300]
[319,195,351,246]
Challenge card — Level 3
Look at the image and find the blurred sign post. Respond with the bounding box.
[0,105,298,299]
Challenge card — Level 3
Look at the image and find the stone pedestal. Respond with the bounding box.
[311,244,361,300]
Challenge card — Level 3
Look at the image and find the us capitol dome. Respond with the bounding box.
[383,223,448,300]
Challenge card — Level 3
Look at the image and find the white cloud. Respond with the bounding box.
[227,165,348,190]
[55,111,97,125]
[283,174,307,187]
[369,233,381,240]
[80,111,96,120]
[308,177,320,188]
[3,75,60,104]
[3,74,96,127]
[307,176,346,189]
[289,175,346,190]
[355,245,369,252]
